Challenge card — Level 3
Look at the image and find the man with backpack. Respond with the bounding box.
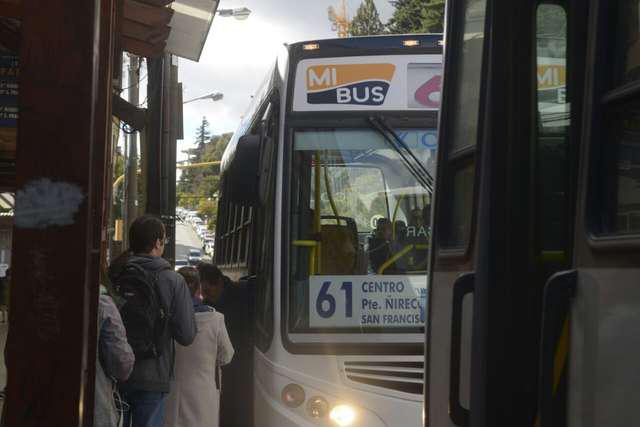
[112,215,197,427]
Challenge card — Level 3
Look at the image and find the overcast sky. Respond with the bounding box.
[176,0,395,159]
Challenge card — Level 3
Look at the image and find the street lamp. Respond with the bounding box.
[183,91,224,104]
[216,7,252,20]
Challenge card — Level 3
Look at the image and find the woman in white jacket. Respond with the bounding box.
[165,267,234,427]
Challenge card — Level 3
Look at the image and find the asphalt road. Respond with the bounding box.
[174,220,208,262]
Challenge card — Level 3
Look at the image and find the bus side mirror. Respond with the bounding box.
[229,134,261,205]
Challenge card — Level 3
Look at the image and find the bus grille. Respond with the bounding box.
[343,361,424,395]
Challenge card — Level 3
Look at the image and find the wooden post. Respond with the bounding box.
[4,0,114,425]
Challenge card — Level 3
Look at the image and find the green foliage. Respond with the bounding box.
[177,117,232,227]
[387,0,444,34]
[197,198,218,230]
[350,0,385,37]
[195,116,211,150]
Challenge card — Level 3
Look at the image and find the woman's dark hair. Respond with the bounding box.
[177,266,201,297]
[129,215,165,254]
[197,262,223,286]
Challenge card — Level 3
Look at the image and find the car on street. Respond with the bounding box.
[174,259,188,271]
[204,238,215,256]
[188,249,202,265]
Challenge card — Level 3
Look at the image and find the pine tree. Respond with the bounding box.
[422,0,445,33]
[195,116,211,150]
[350,0,385,37]
[387,0,444,34]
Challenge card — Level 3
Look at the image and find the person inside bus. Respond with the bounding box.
[390,220,410,272]
[165,266,233,427]
[410,206,430,270]
[368,218,395,273]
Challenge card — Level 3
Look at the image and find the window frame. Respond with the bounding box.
[433,0,490,261]
[280,112,435,355]
[254,96,280,352]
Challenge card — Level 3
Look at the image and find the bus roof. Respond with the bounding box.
[288,34,443,58]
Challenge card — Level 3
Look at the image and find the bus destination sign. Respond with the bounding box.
[308,275,427,328]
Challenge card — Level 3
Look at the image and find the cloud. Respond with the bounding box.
[176,0,397,159]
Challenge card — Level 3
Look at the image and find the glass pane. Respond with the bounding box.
[289,128,436,334]
[448,0,488,151]
[441,163,475,248]
[616,0,640,84]
[537,4,568,135]
[536,4,571,258]
[604,105,640,234]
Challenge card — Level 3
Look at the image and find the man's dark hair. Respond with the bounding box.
[197,262,223,286]
[129,215,165,254]
[177,266,200,297]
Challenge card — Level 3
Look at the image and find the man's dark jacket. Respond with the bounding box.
[208,276,253,427]
[115,254,197,393]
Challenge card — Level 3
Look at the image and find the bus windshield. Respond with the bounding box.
[288,127,436,335]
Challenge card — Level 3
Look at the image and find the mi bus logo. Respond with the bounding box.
[306,64,396,106]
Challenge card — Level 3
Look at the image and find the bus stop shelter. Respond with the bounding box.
[0,0,220,425]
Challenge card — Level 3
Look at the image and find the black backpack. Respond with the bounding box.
[114,262,170,360]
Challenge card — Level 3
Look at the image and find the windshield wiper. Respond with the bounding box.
[367,116,434,193]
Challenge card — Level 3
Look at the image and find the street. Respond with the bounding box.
[174,220,210,263]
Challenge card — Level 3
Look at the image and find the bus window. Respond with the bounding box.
[536,4,570,260]
[594,1,640,235]
[615,0,640,84]
[289,128,435,333]
[311,164,389,236]
[437,0,486,251]
[448,0,487,152]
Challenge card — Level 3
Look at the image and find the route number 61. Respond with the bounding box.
[316,281,353,319]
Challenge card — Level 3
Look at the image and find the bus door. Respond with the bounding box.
[427,0,587,426]
[425,0,488,425]
[561,1,640,426]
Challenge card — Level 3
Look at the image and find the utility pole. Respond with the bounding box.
[126,54,139,244]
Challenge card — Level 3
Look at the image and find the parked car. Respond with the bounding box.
[204,239,215,256]
[174,259,188,271]
[188,249,202,265]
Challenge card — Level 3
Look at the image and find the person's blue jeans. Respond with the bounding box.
[122,390,167,427]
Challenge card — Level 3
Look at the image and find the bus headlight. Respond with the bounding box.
[306,396,329,418]
[281,383,305,408]
[330,404,356,426]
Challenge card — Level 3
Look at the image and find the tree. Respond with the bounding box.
[422,0,445,33]
[387,0,444,34]
[349,0,385,37]
[177,131,233,214]
[195,116,211,150]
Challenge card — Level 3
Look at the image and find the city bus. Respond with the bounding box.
[215,35,442,426]
[426,1,640,427]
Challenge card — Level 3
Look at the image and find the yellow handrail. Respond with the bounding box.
[176,161,221,169]
[323,157,341,225]
[313,152,322,274]
[391,194,405,240]
[292,240,318,247]
[539,250,565,263]
[377,244,414,274]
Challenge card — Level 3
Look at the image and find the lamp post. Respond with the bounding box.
[183,91,223,104]
[216,7,252,20]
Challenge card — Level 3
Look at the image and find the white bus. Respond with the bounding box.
[215,35,442,427]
